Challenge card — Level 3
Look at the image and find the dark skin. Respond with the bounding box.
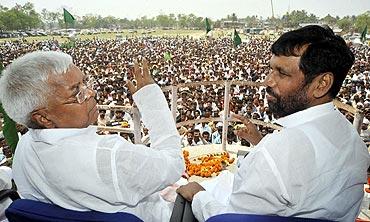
[176,182,205,202]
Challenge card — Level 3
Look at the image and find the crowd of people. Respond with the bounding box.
[1,34,370,149]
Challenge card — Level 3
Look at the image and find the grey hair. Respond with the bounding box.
[0,51,73,128]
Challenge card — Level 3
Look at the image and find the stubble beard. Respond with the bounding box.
[266,85,310,118]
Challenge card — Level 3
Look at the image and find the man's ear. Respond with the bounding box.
[311,72,334,98]
[31,110,55,129]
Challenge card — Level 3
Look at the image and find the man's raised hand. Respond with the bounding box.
[232,113,263,146]
[127,59,155,95]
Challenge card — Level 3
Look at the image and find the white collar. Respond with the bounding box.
[275,102,335,128]
[29,125,97,145]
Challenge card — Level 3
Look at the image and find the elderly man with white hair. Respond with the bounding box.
[0,51,184,222]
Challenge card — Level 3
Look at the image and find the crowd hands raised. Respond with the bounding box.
[1,35,370,148]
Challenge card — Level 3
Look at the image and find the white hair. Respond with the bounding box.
[0,51,73,127]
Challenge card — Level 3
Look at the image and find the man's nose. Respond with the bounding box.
[87,88,96,100]
[263,73,276,88]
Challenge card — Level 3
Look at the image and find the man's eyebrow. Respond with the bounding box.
[276,66,287,73]
[67,83,80,98]
[272,64,289,74]
[69,75,86,91]
[69,82,80,91]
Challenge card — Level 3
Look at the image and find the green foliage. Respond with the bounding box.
[0,104,18,154]
[0,3,368,34]
[321,14,338,26]
[244,16,261,28]
[0,2,42,31]
[282,10,319,28]
[338,16,354,31]
[0,63,19,154]
[41,9,61,30]
[355,11,370,33]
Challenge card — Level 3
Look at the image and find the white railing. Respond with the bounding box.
[96,80,363,150]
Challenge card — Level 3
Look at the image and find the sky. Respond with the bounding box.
[2,0,370,20]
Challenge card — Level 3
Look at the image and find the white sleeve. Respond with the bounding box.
[191,143,290,221]
[192,191,228,222]
[133,84,179,151]
[99,84,184,206]
[192,171,235,221]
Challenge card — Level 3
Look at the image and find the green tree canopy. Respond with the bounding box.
[0,2,41,31]
[355,11,370,33]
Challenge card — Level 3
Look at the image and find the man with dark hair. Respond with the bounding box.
[192,129,203,145]
[201,131,211,144]
[177,25,370,221]
[181,130,194,147]
[266,25,356,118]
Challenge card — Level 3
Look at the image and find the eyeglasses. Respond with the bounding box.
[75,77,94,104]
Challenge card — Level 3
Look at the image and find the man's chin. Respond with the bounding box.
[266,94,278,103]
[88,104,99,125]
[92,109,99,124]
[92,119,98,126]
[267,102,282,118]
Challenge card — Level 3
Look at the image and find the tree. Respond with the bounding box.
[177,14,188,29]
[18,2,42,29]
[1,5,368,33]
[187,14,198,28]
[156,14,172,28]
[321,14,337,26]
[169,13,176,28]
[355,11,370,33]
[0,2,42,30]
[80,14,99,29]
[231,13,238,27]
[244,15,261,27]
[41,9,61,29]
[338,16,355,32]
[283,10,318,28]
[118,18,130,29]
[0,63,19,154]
[140,16,153,29]
[103,16,118,29]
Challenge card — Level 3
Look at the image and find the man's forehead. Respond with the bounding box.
[50,65,84,83]
[270,55,300,69]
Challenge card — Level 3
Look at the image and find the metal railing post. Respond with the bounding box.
[353,111,364,134]
[132,105,141,144]
[171,86,178,121]
[221,81,231,151]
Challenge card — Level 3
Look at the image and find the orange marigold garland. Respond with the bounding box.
[182,150,235,178]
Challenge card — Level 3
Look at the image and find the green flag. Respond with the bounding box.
[63,8,75,26]
[361,25,368,43]
[233,29,242,47]
[164,51,172,61]
[0,63,19,154]
[205,17,212,34]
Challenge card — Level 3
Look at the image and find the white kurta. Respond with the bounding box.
[13,84,185,222]
[192,102,370,222]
